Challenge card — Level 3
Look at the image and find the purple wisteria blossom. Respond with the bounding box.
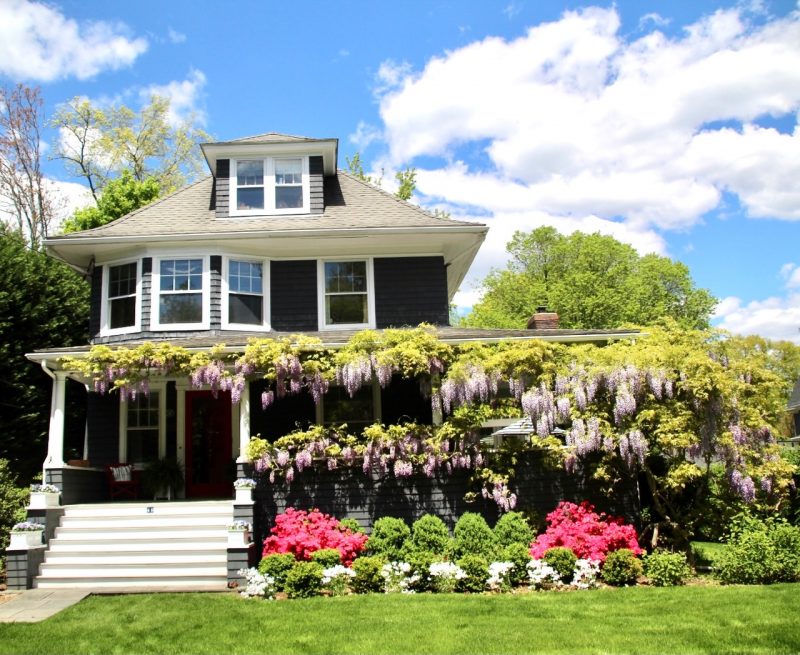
[730,469,756,503]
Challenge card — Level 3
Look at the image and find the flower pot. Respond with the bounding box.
[10,530,44,549]
[29,491,60,509]
[228,530,252,548]
[235,488,254,503]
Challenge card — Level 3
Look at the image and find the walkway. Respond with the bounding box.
[0,589,89,623]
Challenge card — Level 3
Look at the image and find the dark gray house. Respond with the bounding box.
[17,133,638,591]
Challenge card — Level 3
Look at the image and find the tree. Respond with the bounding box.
[0,227,89,480]
[62,170,160,233]
[345,152,382,187]
[0,84,58,248]
[395,167,416,201]
[463,227,717,330]
[51,95,209,196]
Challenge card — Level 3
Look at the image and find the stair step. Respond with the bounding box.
[44,551,227,565]
[38,563,227,578]
[53,527,228,540]
[48,538,227,552]
[59,516,230,529]
[35,577,228,590]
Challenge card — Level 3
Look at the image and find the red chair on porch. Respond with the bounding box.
[107,463,138,500]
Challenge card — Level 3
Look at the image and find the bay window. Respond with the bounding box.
[152,257,209,329]
[100,260,139,335]
[223,257,268,329]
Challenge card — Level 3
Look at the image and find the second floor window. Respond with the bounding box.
[323,260,370,327]
[159,258,204,325]
[228,260,263,325]
[107,262,137,330]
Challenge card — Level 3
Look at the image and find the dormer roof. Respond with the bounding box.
[201,132,338,176]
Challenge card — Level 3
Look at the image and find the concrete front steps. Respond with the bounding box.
[34,501,232,592]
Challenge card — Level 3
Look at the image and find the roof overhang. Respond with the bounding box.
[44,225,488,301]
[201,139,338,176]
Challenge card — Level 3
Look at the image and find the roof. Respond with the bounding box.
[789,379,800,411]
[45,171,482,241]
[28,326,641,360]
[215,132,326,145]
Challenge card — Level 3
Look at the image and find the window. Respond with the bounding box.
[101,261,139,334]
[231,157,309,216]
[126,392,160,463]
[224,258,267,328]
[152,257,209,329]
[319,259,375,329]
[322,385,378,434]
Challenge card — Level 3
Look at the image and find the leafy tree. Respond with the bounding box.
[51,95,209,196]
[0,228,89,479]
[395,167,417,201]
[345,152,382,187]
[62,170,160,233]
[0,84,58,248]
[463,227,717,330]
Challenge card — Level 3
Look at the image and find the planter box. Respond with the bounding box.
[28,492,60,509]
[67,459,90,468]
[228,530,252,548]
[235,488,254,503]
[10,530,44,549]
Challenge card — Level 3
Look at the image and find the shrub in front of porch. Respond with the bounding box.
[261,508,367,566]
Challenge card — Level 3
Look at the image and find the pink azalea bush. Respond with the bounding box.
[530,501,641,562]
[262,508,368,566]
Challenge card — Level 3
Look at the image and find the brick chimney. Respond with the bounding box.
[526,306,559,330]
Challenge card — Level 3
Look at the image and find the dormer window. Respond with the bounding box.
[231,157,309,216]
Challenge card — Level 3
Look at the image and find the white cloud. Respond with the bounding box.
[781,263,800,289]
[140,69,207,127]
[167,28,186,44]
[349,121,382,151]
[638,12,671,30]
[713,294,800,343]
[372,5,800,262]
[0,0,147,81]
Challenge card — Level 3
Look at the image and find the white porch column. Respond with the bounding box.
[176,380,188,472]
[431,373,443,426]
[45,372,67,469]
[237,382,251,463]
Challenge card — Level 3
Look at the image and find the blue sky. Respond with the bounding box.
[1,0,799,341]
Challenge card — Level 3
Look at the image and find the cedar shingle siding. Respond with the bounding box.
[270,260,318,331]
[375,256,449,328]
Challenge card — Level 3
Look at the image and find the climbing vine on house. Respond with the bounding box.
[62,322,796,543]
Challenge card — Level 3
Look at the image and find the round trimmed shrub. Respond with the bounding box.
[366,517,410,560]
[494,511,533,548]
[645,550,692,587]
[542,547,577,583]
[351,556,386,594]
[284,561,324,599]
[408,514,450,555]
[456,554,489,593]
[258,552,296,591]
[502,542,532,586]
[311,548,342,568]
[601,548,643,586]
[339,518,365,534]
[453,513,498,559]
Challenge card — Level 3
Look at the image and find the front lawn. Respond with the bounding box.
[2,584,800,654]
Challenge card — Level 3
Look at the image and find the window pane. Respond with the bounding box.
[275,159,302,184]
[109,263,136,298]
[127,429,159,463]
[229,261,262,294]
[324,385,374,428]
[325,261,366,293]
[159,294,202,324]
[229,294,262,325]
[237,160,264,185]
[275,186,303,209]
[110,296,136,329]
[327,294,368,325]
[238,187,264,210]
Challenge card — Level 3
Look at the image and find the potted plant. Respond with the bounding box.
[9,522,44,549]
[28,483,61,509]
[141,458,184,500]
[228,520,252,547]
[233,478,256,503]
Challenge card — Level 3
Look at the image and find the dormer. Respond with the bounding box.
[201,133,338,219]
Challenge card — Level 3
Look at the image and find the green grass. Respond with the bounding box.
[691,540,727,566]
[2,584,800,654]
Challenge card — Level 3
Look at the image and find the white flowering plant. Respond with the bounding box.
[381,561,419,594]
[30,484,60,494]
[527,559,563,590]
[228,520,252,532]
[487,561,515,592]
[12,521,44,532]
[428,561,466,593]
[322,565,355,596]
[234,478,257,489]
[571,559,601,589]
[238,567,275,599]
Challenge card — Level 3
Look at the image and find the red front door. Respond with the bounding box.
[185,390,232,498]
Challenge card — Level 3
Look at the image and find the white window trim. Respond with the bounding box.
[317,258,376,331]
[230,156,310,217]
[221,255,271,331]
[150,255,211,331]
[99,258,141,337]
[118,384,166,466]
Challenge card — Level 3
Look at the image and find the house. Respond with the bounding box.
[15,132,639,591]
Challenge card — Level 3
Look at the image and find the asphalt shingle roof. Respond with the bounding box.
[47,171,481,241]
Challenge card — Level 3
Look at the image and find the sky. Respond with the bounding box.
[1,0,799,341]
